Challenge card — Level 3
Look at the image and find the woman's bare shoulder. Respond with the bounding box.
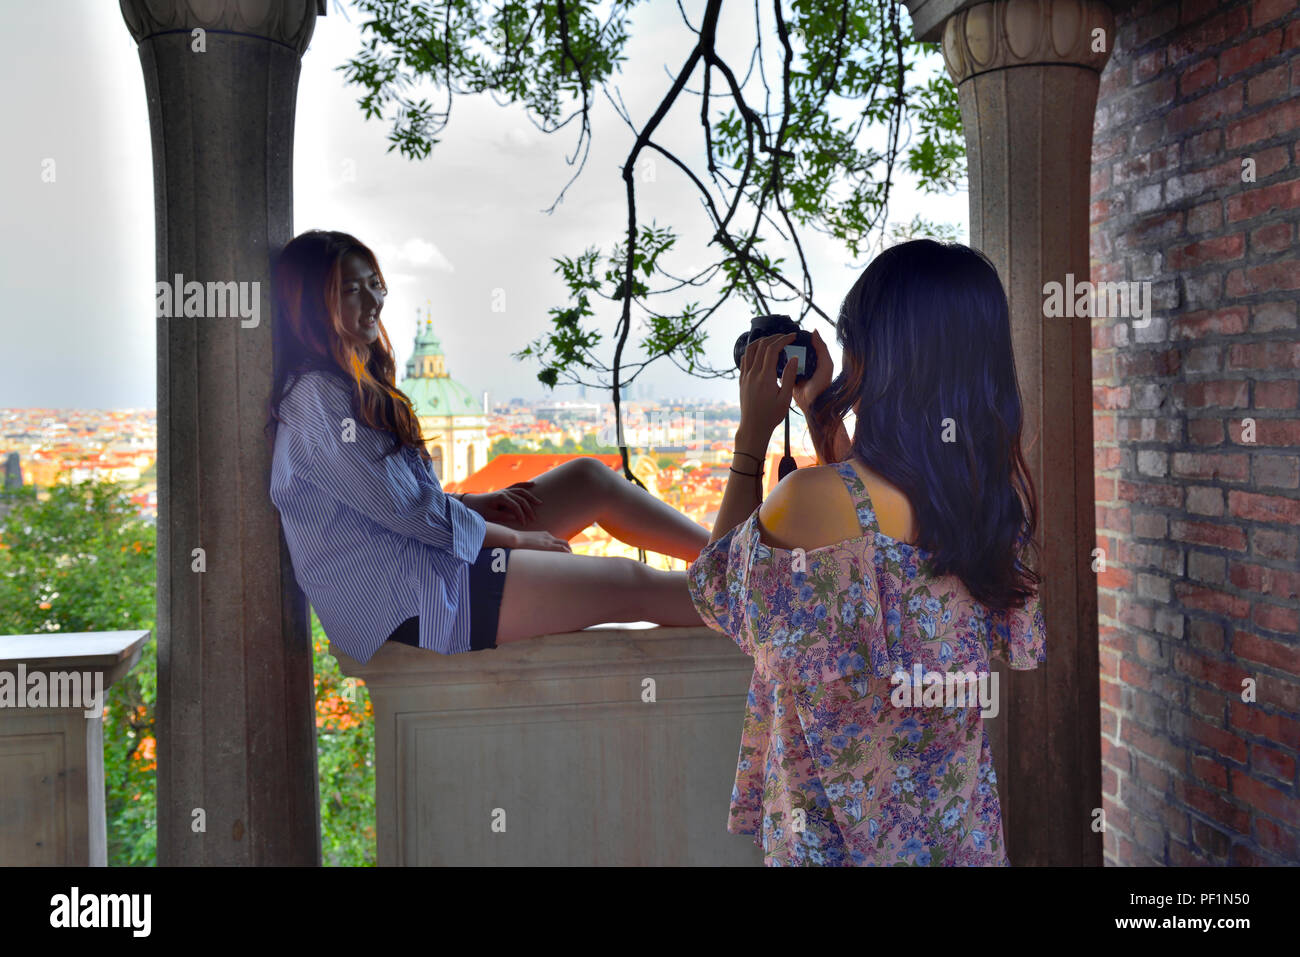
[758,465,859,551]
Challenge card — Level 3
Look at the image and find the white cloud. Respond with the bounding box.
[374,238,454,273]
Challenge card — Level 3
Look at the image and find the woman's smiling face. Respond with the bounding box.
[338,250,385,344]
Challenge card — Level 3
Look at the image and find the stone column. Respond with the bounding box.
[906,0,1114,865]
[119,0,322,865]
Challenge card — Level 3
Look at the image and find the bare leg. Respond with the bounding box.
[494,457,711,563]
[492,548,706,644]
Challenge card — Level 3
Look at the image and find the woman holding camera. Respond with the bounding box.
[688,239,1048,866]
[267,230,710,666]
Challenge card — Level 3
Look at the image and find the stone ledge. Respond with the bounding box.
[333,623,746,688]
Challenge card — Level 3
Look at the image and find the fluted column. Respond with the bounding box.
[907,0,1113,865]
[119,0,322,865]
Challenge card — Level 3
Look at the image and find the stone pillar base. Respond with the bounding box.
[335,625,764,866]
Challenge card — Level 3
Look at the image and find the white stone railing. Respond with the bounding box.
[334,623,764,865]
[0,631,150,866]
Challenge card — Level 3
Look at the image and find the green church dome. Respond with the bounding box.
[399,315,482,417]
[402,375,482,416]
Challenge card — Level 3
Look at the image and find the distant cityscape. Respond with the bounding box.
[0,396,818,572]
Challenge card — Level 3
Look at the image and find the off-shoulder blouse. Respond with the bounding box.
[687,459,1046,866]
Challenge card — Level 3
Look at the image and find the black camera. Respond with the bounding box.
[733,314,817,384]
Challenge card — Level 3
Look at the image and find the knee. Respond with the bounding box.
[574,455,618,491]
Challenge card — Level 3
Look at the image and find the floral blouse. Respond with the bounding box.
[687,460,1046,866]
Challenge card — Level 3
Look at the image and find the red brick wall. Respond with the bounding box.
[1090,0,1299,865]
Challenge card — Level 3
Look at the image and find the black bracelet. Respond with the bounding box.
[733,450,763,463]
[729,466,761,477]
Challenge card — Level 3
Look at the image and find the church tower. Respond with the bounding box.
[399,305,488,483]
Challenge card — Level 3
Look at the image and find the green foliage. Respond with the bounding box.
[0,481,157,866]
[311,612,376,866]
[888,214,964,244]
[341,0,966,395]
[0,481,376,866]
[489,431,618,458]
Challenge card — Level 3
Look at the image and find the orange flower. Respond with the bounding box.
[38,601,51,610]
[132,540,143,553]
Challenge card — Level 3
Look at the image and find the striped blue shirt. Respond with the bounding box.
[269,369,486,664]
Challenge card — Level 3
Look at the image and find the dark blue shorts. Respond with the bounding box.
[385,546,511,652]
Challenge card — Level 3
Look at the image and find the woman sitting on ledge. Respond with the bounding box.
[266,230,709,666]
[687,239,1048,867]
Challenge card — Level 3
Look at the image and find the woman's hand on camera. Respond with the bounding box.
[511,529,573,553]
[792,328,833,412]
[737,331,800,447]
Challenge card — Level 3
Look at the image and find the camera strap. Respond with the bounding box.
[778,410,798,480]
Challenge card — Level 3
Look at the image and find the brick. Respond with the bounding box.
[1227,341,1300,370]
[1188,550,1226,582]
[1169,9,1251,63]
[1228,489,1300,524]
[1230,701,1300,750]
[1187,345,1221,373]
[1252,744,1297,783]
[1256,817,1300,859]
[1189,418,1225,445]
[1174,649,1256,699]
[1179,781,1250,834]
[1248,65,1291,106]
[1186,486,1225,516]
[1226,260,1300,295]
[1136,4,1180,46]
[1219,31,1283,79]
[1189,618,1227,653]
[1253,453,1300,489]
[1171,451,1250,481]
[1190,686,1228,722]
[1225,177,1300,222]
[1252,602,1299,635]
[1168,234,1245,269]
[1094,385,1130,409]
[1179,712,1249,763]
[1181,57,1219,97]
[1119,480,1184,507]
[1255,379,1299,408]
[1191,817,1232,858]
[1228,562,1300,601]
[1187,200,1223,234]
[1230,771,1292,818]
[1229,843,1269,865]
[1254,419,1300,446]
[1134,511,1169,537]
[1233,629,1300,673]
[1182,380,1251,410]
[1252,528,1299,562]
[1252,302,1297,332]
[1134,48,1167,82]
[1129,210,1186,245]
[1252,0,1299,28]
[1258,674,1300,711]
[1250,221,1293,254]
[1170,519,1248,550]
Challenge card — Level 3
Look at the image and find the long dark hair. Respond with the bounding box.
[807,239,1040,613]
[265,230,429,462]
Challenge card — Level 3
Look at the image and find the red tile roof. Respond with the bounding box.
[446,453,625,493]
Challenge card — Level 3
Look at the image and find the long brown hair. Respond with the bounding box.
[265,230,429,462]
[807,239,1040,613]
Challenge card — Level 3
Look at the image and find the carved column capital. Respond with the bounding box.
[119,0,318,53]
[941,0,1116,84]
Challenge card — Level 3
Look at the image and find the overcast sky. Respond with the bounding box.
[2,0,966,410]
